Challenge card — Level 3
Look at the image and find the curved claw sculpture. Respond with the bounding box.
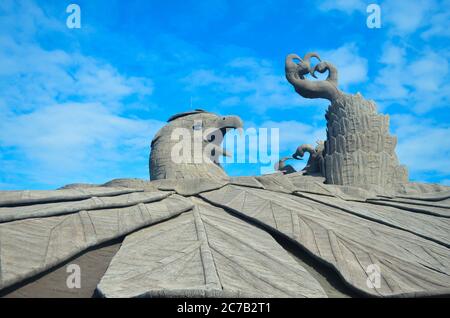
[286,52,408,190]
[285,53,341,101]
[285,52,321,80]
[274,157,297,174]
[293,141,325,175]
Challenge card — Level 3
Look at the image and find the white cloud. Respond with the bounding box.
[379,45,406,66]
[262,120,326,171]
[391,114,450,177]
[369,44,450,113]
[0,0,64,40]
[382,0,437,35]
[317,0,366,14]
[316,0,450,39]
[221,119,326,173]
[183,57,309,112]
[421,1,450,39]
[0,36,153,113]
[0,103,164,188]
[0,0,153,114]
[260,120,326,151]
[320,43,368,89]
[0,0,158,189]
[377,0,450,38]
[183,44,367,112]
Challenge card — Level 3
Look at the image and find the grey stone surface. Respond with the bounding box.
[287,172,337,197]
[0,191,172,223]
[323,93,408,190]
[3,176,448,298]
[256,173,296,193]
[368,196,450,210]
[102,178,160,191]
[97,198,327,298]
[200,185,450,297]
[394,182,450,196]
[2,242,121,298]
[366,198,450,218]
[395,190,450,201]
[154,177,228,196]
[59,183,99,190]
[285,54,340,101]
[229,176,265,189]
[0,187,142,207]
[0,194,193,291]
[287,172,381,201]
[294,192,450,246]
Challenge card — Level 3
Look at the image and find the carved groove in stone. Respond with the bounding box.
[293,192,450,247]
[96,199,327,298]
[200,185,450,297]
[0,195,193,291]
[0,188,143,207]
[0,191,172,223]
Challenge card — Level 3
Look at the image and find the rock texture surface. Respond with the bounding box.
[0,191,171,222]
[1,243,121,298]
[0,190,192,291]
[1,172,449,298]
[200,183,450,297]
[97,199,327,298]
[324,93,408,190]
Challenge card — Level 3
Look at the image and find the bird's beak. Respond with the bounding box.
[206,115,245,159]
[220,115,244,131]
[220,115,244,137]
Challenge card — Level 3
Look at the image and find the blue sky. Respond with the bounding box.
[0,0,449,189]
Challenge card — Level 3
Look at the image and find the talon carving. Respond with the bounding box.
[274,157,296,174]
[286,52,321,80]
[285,52,341,101]
[293,140,325,175]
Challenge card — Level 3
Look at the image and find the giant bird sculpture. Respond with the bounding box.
[0,54,449,298]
